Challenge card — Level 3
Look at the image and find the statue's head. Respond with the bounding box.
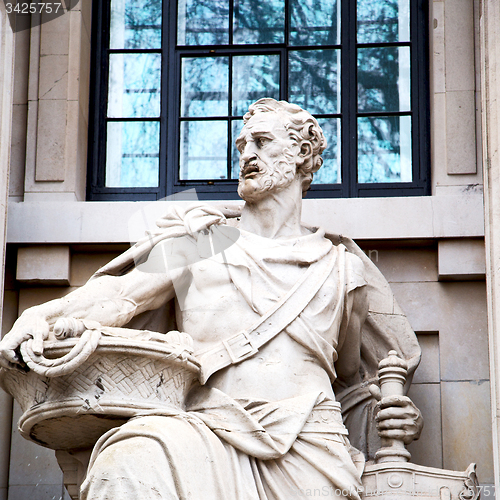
[236,98,327,202]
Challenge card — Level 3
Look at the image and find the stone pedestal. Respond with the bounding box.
[362,462,479,500]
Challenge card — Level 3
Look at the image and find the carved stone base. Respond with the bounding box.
[362,462,480,500]
[57,453,480,500]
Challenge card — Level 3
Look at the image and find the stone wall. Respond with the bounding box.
[0,5,15,500]
[480,0,500,494]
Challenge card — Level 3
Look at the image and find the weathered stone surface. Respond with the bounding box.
[16,245,70,285]
[441,381,494,483]
[438,239,486,280]
[481,0,500,489]
[8,403,64,494]
[412,334,440,384]
[407,383,443,468]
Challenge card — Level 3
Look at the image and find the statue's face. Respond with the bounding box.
[236,113,299,202]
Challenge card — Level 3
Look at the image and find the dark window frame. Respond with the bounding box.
[87,0,430,201]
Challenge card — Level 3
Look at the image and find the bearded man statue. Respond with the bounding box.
[0,99,422,500]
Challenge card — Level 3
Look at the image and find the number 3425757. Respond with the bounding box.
[5,3,63,14]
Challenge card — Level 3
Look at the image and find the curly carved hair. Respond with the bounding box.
[243,98,327,196]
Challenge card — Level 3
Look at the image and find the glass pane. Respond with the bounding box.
[289,50,340,114]
[233,0,285,44]
[181,57,229,117]
[357,0,410,43]
[290,0,339,46]
[358,46,410,112]
[110,0,161,49]
[180,121,228,180]
[178,0,229,45]
[313,118,341,184]
[106,121,159,187]
[357,115,412,183]
[232,55,280,116]
[107,53,161,118]
[231,119,244,179]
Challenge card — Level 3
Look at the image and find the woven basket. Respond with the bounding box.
[0,336,201,451]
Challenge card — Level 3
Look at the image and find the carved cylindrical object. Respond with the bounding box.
[375,350,412,463]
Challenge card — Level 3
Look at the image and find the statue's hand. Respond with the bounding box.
[375,395,423,445]
[0,313,50,369]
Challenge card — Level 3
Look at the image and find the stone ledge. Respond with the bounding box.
[6,193,485,244]
[438,239,486,280]
[16,245,70,285]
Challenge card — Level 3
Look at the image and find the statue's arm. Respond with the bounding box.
[0,267,180,367]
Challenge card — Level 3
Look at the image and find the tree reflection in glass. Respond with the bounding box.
[357,0,410,43]
[357,47,410,113]
[106,121,160,187]
[181,57,229,117]
[180,121,228,180]
[103,0,418,190]
[232,55,280,116]
[290,0,339,46]
[314,118,341,184]
[233,0,285,44]
[231,120,244,180]
[358,116,412,183]
[289,50,340,115]
[356,0,412,184]
[107,53,161,118]
[178,0,229,45]
[110,0,161,49]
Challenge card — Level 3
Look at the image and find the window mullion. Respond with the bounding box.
[98,0,111,190]
[341,0,357,198]
[228,55,233,180]
[229,0,234,45]
[166,0,179,197]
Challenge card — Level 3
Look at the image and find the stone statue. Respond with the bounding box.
[0,99,424,499]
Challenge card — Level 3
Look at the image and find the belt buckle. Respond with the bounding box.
[222,332,258,364]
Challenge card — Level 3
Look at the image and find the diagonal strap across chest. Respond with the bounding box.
[198,245,346,384]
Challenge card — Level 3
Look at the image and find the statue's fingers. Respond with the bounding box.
[378,395,410,409]
[377,417,412,430]
[31,319,49,355]
[31,332,45,356]
[36,317,50,340]
[369,384,382,401]
[31,335,44,356]
[376,407,410,421]
[378,429,407,441]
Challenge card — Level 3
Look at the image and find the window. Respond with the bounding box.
[88,0,429,201]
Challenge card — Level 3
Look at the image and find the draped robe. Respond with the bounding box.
[80,205,420,500]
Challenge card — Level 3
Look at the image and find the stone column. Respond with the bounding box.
[23,3,92,202]
[480,0,500,491]
[0,5,15,500]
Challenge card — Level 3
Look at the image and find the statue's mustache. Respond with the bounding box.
[240,159,264,178]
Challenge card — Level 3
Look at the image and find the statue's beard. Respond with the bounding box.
[238,152,296,202]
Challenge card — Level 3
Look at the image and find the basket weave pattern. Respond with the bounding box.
[47,353,194,409]
[0,338,201,450]
[3,350,197,412]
